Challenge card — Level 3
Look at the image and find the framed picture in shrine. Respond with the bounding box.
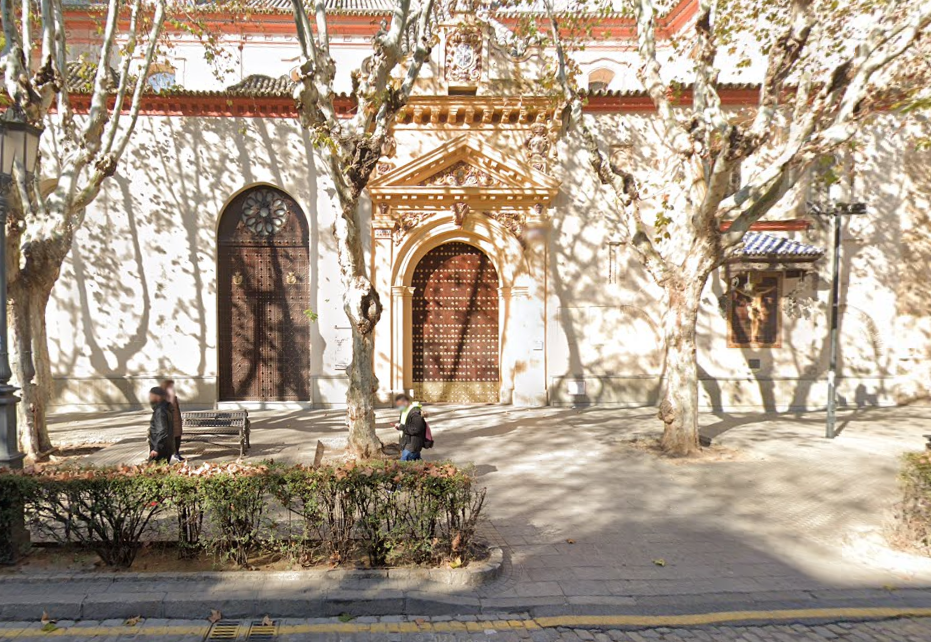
[727,270,783,349]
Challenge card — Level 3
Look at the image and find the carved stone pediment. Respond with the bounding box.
[420,161,500,188]
[368,135,559,210]
[369,135,560,245]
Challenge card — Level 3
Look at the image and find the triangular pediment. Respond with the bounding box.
[368,135,560,197]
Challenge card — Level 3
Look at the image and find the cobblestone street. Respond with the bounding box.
[3,614,931,641]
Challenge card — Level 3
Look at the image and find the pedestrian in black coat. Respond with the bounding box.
[393,393,426,461]
[147,387,174,462]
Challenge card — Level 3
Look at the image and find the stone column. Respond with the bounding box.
[497,286,513,404]
[372,205,395,404]
[391,286,416,398]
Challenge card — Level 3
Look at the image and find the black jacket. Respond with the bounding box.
[148,401,174,461]
[399,407,427,454]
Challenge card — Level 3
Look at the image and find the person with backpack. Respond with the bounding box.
[393,393,432,461]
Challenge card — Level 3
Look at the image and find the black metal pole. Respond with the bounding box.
[825,208,842,439]
[0,189,28,563]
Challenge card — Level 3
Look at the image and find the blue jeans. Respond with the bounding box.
[401,449,421,461]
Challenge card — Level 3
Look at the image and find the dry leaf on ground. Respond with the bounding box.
[208,610,222,624]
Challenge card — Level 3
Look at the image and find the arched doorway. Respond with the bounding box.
[411,242,499,403]
[217,186,310,401]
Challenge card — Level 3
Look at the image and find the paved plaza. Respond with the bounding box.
[7,405,931,630]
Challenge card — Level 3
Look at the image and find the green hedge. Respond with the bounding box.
[0,461,485,569]
[894,452,931,555]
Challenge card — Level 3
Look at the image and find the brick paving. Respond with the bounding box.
[3,615,931,641]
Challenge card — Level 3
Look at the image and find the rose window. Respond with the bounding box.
[241,190,290,237]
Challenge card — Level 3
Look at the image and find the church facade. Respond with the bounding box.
[47,1,931,412]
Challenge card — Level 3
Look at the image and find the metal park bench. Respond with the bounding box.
[181,410,251,458]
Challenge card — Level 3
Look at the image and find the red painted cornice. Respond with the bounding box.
[719,220,812,232]
[62,85,761,118]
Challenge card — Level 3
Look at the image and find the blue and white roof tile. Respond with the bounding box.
[735,232,824,260]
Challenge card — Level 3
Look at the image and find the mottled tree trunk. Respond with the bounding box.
[657,276,705,457]
[9,277,55,459]
[344,282,382,458]
[335,199,383,458]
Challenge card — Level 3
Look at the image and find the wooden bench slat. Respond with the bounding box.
[180,410,251,458]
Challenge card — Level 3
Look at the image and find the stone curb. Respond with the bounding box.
[0,547,502,589]
[5,583,931,622]
[0,547,504,621]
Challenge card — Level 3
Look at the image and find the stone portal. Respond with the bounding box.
[411,242,500,403]
[217,186,310,401]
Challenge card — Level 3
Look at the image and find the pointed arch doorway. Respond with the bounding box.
[217,186,311,401]
[411,242,500,403]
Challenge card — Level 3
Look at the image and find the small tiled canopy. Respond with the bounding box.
[735,232,825,261]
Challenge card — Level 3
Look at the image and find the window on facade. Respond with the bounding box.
[587,68,615,92]
[147,66,176,93]
[728,272,782,348]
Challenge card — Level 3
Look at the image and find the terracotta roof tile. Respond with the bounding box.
[65,61,119,92]
[225,74,294,96]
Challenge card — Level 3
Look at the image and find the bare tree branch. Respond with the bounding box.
[692,0,726,135]
[76,0,168,213]
[83,0,123,156]
[634,0,691,155]
[746,0,814,148]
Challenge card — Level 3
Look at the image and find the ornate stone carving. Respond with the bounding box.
[452,201,470,226]
[445,27,483,86]
[376,161,395,176]
[393,211,430,246]
[486,210,525,237]
[241,189,290,237]
[421,161,498,187]
[524,123,552,172]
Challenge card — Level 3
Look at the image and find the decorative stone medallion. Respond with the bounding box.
[445,28,483,85]
[241,189,290,237]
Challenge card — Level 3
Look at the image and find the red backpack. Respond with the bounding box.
[423,420,434,449]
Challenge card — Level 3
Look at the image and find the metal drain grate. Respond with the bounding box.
[247,620,277,641]
[206,620,241,641]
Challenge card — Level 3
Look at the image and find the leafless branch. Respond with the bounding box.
[634,0,691,155]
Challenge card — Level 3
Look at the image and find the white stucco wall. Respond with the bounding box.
[46,115,362,410]
[44,14,931,413]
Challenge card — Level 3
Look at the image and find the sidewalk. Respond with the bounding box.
[14,405,931,620]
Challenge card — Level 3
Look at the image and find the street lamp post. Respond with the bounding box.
[822,201,867,440]
[0,109,43,563]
